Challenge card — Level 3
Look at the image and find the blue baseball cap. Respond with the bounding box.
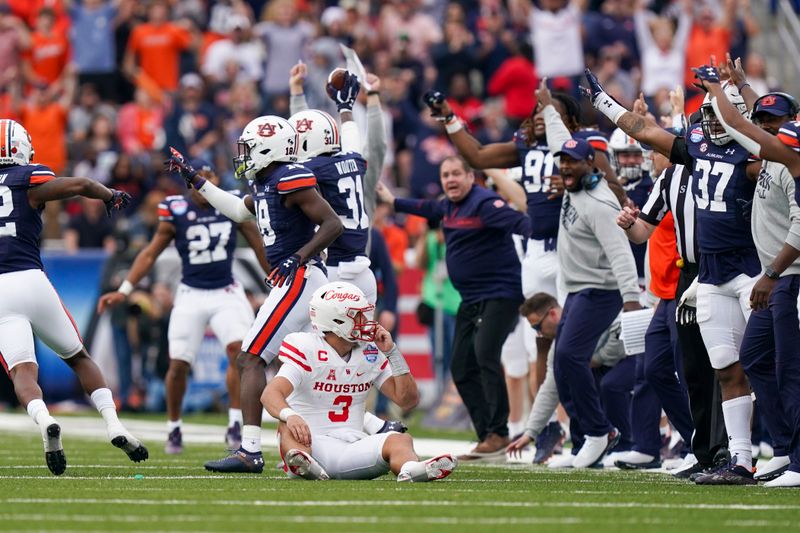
[555,138,595,161]
[753,93,799,118]
[190,158,215,174]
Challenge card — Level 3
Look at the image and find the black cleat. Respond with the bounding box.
[112,435,149,462]
[44,423,66,476]
[205,448,265,473]
[694,457,756,485]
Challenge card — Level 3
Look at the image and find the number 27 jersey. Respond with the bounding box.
[276,332,392,435]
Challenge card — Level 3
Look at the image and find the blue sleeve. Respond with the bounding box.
[369,228,398,313]
[394,198,445,222]
[477,197,532,237]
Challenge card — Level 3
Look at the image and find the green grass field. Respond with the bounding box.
[0,426,799,533]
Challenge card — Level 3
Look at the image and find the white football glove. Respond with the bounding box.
[676,278,698,326]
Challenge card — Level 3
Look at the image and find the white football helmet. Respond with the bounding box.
[290,109,341,160]
[0,119,34,166]
[608,128,646,183]
[309,281,377,343]
[700,81,748,146]
[233,115,297,180]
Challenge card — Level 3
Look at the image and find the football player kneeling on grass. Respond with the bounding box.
[262,281,457,482]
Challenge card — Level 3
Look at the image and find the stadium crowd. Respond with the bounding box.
[5,0,800,486]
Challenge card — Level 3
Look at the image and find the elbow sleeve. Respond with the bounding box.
[340,120,362,154]
[197,181,255,222]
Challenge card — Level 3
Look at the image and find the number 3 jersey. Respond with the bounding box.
[158,192,239,289]
[276,332,392,435]
[0,164,56,275]
[514,129,608,240]
[302,152,368,266]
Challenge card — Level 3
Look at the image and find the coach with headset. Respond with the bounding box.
[554,138,642,468]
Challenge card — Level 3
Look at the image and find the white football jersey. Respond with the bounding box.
[276,332,392,434]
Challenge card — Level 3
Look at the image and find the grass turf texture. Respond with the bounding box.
[0,429,798,532]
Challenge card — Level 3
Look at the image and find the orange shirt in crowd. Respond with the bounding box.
[382,223,410,272]
[9,0,70,36]
[127,23,192,91]
[0,94,20,123]
[116,102,164,155]
[648,212,681,300]
[684,24,731,89]
[21,102,68,174]
[27,31,70,84]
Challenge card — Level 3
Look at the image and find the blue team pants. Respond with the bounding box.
[630,299,695,457]
[740,275,800,472]
[554,289,621,437]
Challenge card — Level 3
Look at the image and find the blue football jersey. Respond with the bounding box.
[248,162,321,266]
[303,151,368,265]
[624,172,654,277]
[514,129,608,240]
[684,125,756,254]
[158,192,239,289]
[0,164,56,275]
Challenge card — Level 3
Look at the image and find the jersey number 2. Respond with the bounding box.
[0,185,17,237]
[328,395,352,422]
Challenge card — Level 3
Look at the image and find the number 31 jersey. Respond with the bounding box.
[0,164,56,275]
[276,332,392,434]
[302,152,368,266]
[158,192,239,289]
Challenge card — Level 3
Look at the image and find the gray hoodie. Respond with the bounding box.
[752,160,800,275]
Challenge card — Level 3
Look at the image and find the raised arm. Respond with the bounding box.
[376,182,445,222]
[484,169,527,211]
[700,71,800,176]
[424,93,518,169]
[363,74,387,220]
[583,69,678,157]
[327,71,361,154]
[288,61,309,116]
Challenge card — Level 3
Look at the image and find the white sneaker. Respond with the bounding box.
[759,441,775,459]
[754,456,790,481]
[670,453,698,474]
[547,453,575,469]
[285,449,330,480]
[602,451,628,468]
[573,429,620,468]
[611,450,656,468]
[398,454,457,482]
[764,470,800,487]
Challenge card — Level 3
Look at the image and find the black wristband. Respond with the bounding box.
[622,221,635,230]
[765,266,780,280]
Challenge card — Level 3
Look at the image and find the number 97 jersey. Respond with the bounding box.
[275,332,392,435]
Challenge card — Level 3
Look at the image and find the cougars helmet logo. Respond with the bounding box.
[257,122,278,137]
[295,118,314,133]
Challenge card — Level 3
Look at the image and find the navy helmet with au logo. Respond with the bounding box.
[233,115,298,180]
[290,109,341,161]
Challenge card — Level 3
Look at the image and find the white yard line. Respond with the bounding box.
[3,498,799,511]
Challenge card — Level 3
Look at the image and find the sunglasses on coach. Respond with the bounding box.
[530,306,554,332]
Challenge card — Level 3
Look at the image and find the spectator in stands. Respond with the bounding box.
[487,41,537,128]
[729,0,760,64]
[527,0,585,94]
[377,155,531,461]
[431,17,478,92]
[163,73,219,160]
[634,0,692,101]
[64,197,116,253]
[68,83,117,145]
[24,7,70,88]
[373,200,408,274]
[744,52,777,96]
[416,221,460,391]
[254,0,314,108]
[0,6,30,86]
[72,114,120,185]
[116,79,165,158]
[583,0,639,70]
[123,0,194,92]
[684,0,737,92]
[379,0,443,62]
[21,74,74,175]
[202,14,265,85]
[69,0,131,101]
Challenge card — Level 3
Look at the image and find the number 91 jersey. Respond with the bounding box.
[514,129,608,240]
[276,332,392,435]
[158,193,238,289]
[301,152,368,266]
